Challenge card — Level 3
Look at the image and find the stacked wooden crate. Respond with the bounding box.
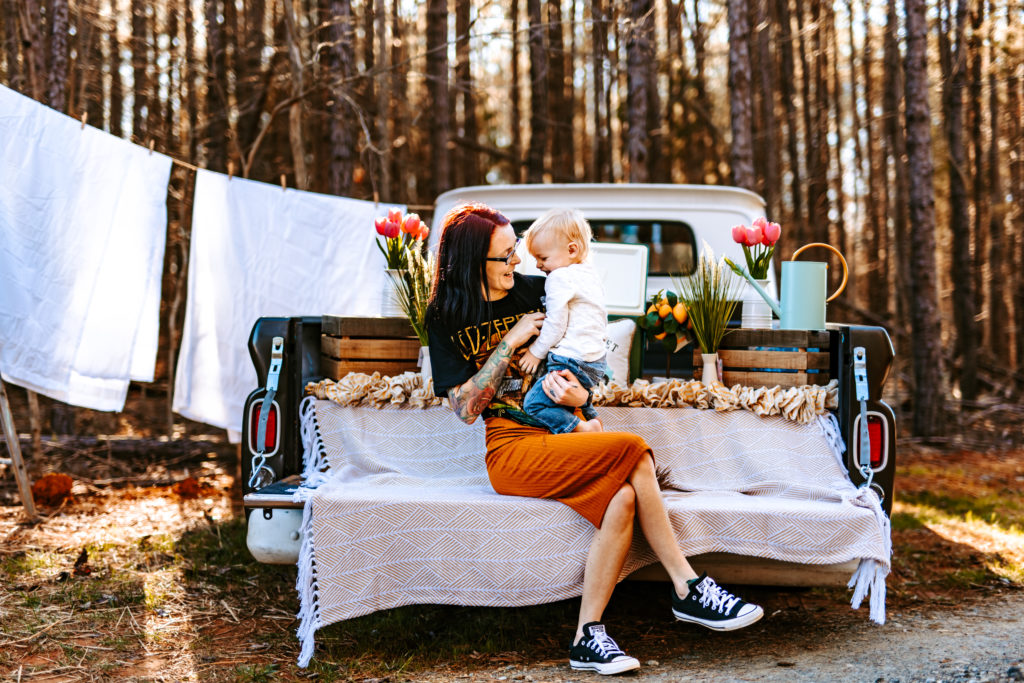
[693,329,832,387]
[321,316,421,380]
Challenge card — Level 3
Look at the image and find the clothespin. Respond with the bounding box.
[280,174,287,191]
[227,161,234,180]
[148,139,155,155]
[373,190,380,207]
[80,112,87,130]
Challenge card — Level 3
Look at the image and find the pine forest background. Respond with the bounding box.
[1,0,1022,440]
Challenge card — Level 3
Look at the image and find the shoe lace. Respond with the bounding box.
[585,630,625,658]
[697,577,740,614]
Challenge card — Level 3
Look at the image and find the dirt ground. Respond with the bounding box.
[1,389,1023,682]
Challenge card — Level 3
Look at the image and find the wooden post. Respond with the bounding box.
[26,389,42,455]
[0,376,38,519]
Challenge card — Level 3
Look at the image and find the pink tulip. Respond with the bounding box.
[417,225,430,241]
[402,213,421,235]
[384,220,401,238]
[752,216,768,232]
[731,225,747,244]
[375,217,388,235]
[387,208,403,224]
[762,221,781,246]
[746,225,763,247]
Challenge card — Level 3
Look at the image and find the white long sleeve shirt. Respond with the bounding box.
[528,262,608,362]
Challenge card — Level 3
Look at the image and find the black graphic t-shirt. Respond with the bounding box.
[428,274,547,425]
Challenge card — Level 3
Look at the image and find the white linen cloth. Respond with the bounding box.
[293,401,890,666]
[0,84,171,411]
[173,169,403,434]
[528,262,607,362]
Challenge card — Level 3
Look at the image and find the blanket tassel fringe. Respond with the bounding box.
[295,396,327,666]
[818,413,891,625]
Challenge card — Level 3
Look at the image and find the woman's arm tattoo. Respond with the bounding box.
[449,340,513,424]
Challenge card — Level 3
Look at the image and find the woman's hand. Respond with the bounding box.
[541,369,589,408]
[503,312,545,350]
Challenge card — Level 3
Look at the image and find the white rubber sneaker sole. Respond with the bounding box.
[673,604,765,631]
[570,655,641,675]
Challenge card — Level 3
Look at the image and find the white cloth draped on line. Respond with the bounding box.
[173,169,404,435]
[0,84,171,411]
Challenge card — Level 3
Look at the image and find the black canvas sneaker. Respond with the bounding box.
[569,622,640,675]
[672,573,764,631]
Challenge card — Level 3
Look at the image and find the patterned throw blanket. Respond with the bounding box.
[293,399,890,667]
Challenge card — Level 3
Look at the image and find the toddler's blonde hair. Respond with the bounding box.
[523,208,593,261]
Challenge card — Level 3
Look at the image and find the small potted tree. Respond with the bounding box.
[674,244,741,385]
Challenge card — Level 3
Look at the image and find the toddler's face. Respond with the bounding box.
[530,234,581,274]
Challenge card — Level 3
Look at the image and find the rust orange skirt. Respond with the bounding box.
[483,416,652,528]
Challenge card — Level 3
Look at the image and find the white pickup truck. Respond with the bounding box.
[239,183,896,587]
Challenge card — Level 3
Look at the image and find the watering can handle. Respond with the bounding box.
[791,242,849,302]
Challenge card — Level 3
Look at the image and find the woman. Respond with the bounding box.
[427,203,763,676]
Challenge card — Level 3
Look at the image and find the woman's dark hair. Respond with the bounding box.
[427,202,518,336]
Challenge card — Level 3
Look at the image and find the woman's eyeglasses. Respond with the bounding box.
[485,238,521,265]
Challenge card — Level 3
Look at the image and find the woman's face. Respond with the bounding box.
[483,223,521,300]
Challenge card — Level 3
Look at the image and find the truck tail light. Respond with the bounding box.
[867,415,884,469]
[249,399,279,453]
[853,411,888,471]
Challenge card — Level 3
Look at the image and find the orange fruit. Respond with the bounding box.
[646,303,657,315]
[672,302,688,324]
[658,304,672,318]
[653,331,667,340]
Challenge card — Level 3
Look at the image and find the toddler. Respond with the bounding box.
[520,209,608,434]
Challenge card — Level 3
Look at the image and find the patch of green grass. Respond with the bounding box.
[942,567,996,589]
[232,663,278,682]
[100,634,134,652]
[175,518,295,591]
[897,490,1023,531]
[2,550,64,578]
[890,511,925,531]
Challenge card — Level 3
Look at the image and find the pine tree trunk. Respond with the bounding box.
[626,0,652,183]
[903,0,945,436]
[455,0,479,186]
[591,0,608,182]
[1009,6,1024,379]
[183,0,195,156]
[807,0,830,244]
[107,0,123,136]
[884,0,911,336]
[969,2,986,348]
[21,0,46,100]
[427,0,450,195]
[548,0,572,180]
[645,9,663,183]
[46,0,68,110]
[776,0,803,240]
[130,0,147,140]
[945,0,977,399]
[235,0,267,155]
[205,0,227,171]
[281,0,309,190]
[526,0,547,183]
[389,0,409,200]
[3,0,21,92]
[326,0,356,196]
[755,0,778,219]
[511,0,522,182]
[726,0,754,191]
[986,1,1005,356]
[862,0,885,317]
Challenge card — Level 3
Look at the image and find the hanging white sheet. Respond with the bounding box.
[0,85,172,411]
[173,169,403,435]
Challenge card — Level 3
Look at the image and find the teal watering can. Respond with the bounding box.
[737,243,848,330]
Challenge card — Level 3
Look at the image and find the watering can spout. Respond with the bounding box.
[726,258,783,319]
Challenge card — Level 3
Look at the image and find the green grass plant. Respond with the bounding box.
[673,246,741,354]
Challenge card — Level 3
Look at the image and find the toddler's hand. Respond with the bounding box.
[520,351,542,375]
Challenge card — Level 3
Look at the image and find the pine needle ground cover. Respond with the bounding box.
[0,440,1021,681]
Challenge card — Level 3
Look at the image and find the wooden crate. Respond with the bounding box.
[321,316,421,379]
[692,329,832,388]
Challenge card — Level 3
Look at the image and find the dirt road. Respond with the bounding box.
[416,590,1024,683]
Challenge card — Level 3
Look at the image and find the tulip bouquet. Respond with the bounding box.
[375,209,429,271]
[728,217,781,280]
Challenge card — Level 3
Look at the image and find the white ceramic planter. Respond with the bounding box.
[741,279,773,329]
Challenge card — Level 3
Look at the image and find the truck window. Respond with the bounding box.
[512,220,697,276]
